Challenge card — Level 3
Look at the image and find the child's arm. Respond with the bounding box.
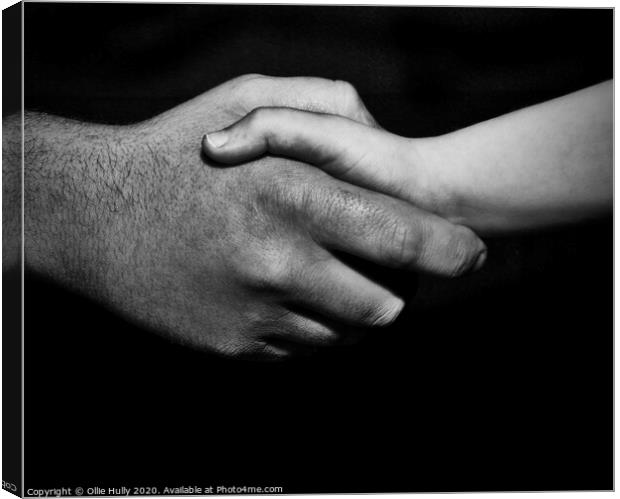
[202,80,612,235]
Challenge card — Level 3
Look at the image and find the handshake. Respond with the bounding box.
[11,75,611,359]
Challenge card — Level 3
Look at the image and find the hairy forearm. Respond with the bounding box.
[17,112,142,297]
[415,81,612,234]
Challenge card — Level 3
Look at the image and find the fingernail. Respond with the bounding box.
[473,248,487,271]
[206,130,229,148]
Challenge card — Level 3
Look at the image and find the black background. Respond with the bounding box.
[18,4,612,493]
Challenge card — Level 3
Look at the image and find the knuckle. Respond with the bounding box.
[334,79,361,102]
[244,251,294,291]
[234,73,269,89]
[333,79,364,116]
[256,173,306,214]
[381,219,424,269]
[246,106,275,131]
[317,185,372,226]
[231,74,272,113]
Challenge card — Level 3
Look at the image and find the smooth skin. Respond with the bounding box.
[5,75,486,360]
[203,81,612,235]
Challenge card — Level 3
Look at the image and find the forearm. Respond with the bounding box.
[416,81,612,234]
[18,112,140,296]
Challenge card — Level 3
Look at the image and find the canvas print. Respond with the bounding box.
[2,3,613,495]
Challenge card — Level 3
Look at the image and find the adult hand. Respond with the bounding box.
[22,75,486,360]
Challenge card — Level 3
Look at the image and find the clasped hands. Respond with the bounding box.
[22,74,486,360]
[18,70,613,359]
[31,74,610,360]
[164,74,485,358]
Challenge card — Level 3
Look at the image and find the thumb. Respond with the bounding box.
[202,107,414,201]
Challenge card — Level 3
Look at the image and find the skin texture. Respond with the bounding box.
[9,75,486,360]
[203,81,612,235]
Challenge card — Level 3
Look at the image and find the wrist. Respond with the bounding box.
[406,135,462,223]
